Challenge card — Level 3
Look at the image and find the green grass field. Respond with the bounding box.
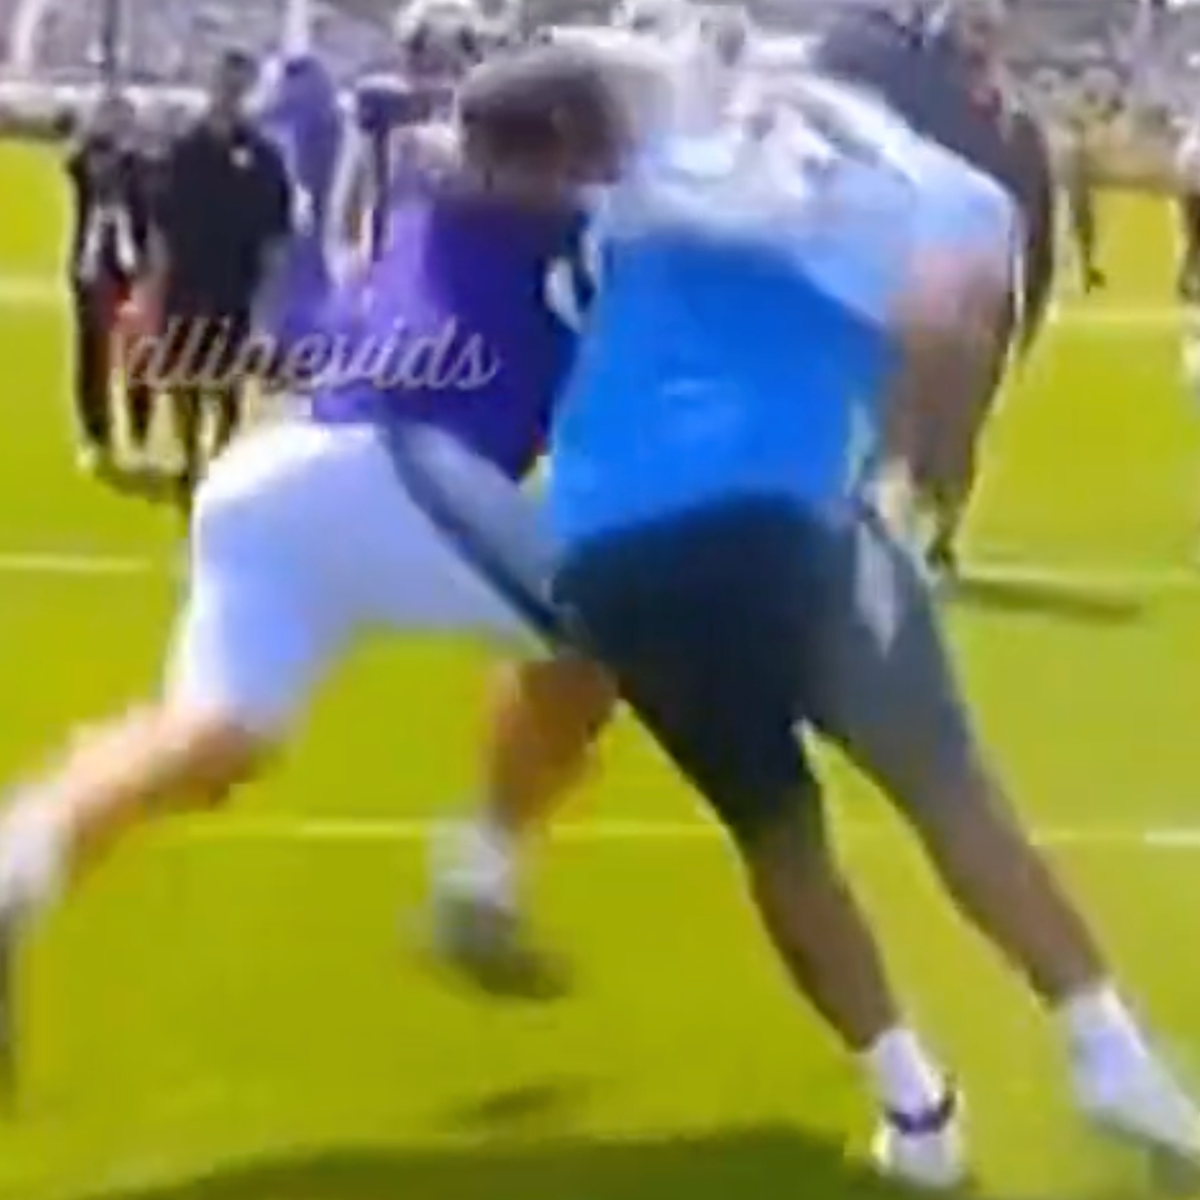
[2,139,1200,1200]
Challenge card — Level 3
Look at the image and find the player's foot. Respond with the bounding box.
[428,821,569,1001]
[429,888,570,1001]
[1074,1046,1200,1161]
[871,1089,966,1190]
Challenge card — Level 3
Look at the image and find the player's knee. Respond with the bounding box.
[717,769,826,859]
[496,655,617,761]
[156,703,274,808]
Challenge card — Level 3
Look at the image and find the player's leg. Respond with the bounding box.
[0,422,359,921]
[556,500,963,1188]
[810,503,1200,1158]
[70,282,115,473]
[209,312,251,457]
[439,653,615,898]
[430,457,618,995]
[367,425,618,991]
[125,382,157,461]
[430,651,616,996]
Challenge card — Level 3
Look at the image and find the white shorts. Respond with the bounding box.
[166,418,555,734]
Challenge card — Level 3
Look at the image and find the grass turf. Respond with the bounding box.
[0,141,1199,1199]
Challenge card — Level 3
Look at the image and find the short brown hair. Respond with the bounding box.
[457,46,627,178]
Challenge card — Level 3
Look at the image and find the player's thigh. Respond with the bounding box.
[165,425,363,735]
[370,424,559,652]
[556,503,823,841]
[807,506,983,815]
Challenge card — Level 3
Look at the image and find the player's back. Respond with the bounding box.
[549,76,1015,546]
[310,182,582,480]
[549,89,936,545]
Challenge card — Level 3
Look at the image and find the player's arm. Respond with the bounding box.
[875,158,1017,510]
[1014,110,1059,346]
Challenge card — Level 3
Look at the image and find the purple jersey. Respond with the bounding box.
[257,55,343,351]
[354,75,454,258]
[310,187,582,481]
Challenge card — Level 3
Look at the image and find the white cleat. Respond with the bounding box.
[1075,1051,1200,1161]
[871,1091,967,1190]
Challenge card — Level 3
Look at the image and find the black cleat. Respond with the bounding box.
[429,893,571,1003]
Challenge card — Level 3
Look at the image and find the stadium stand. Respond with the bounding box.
[0,0,1196,146]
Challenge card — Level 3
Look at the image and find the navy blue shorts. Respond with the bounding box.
[555,501,825,839]
[555,499,979,839]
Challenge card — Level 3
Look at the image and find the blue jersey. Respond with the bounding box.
[547,83,1014,547]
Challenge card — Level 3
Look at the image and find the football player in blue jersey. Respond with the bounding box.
[440,59,1200,1186]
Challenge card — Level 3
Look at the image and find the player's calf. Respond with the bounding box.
[431,653,617,999]
[818,509,1200,1161]
[0,703,267,921]
[557,501,966,1183]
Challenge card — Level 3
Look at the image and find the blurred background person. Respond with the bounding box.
[329,0,487,264]
[64,90,153,476]
[133,49,291,507]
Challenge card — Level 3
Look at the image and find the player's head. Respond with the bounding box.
[88,89,136,145]
[697,6,752,68]
[394,0,487,82]
[208,49,260,123]
[458,46,630,205]
[931,0,1009,64]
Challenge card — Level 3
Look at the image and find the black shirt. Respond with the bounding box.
[155,119,291,315]
[65,141,153,287]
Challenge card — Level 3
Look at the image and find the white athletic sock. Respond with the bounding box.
[434,816,516,910]
[1059,982,1150,1068]
[869,461,918,542]
[863,1027,949,1119]
[0,797,69,920]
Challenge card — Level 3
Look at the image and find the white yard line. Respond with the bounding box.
[0,550,1195,595]
[0,551,151,574]
[961,560,1200,593]
[167,815,1200,850]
